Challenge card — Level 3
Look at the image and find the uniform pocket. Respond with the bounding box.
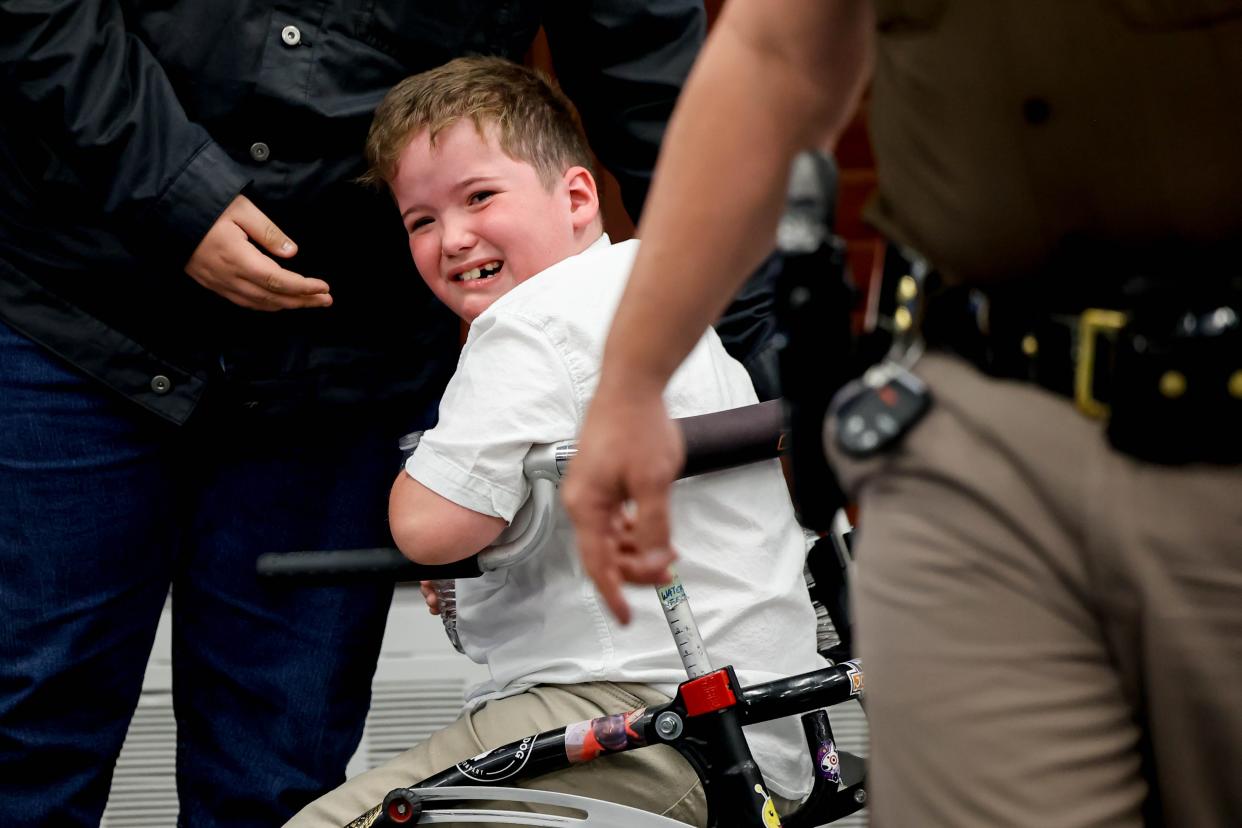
[1104,0,1242,28]
[872,0,948,32]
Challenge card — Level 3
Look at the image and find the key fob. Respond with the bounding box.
[834,363,932,458]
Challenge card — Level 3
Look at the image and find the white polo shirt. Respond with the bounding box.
[407,235,825,799]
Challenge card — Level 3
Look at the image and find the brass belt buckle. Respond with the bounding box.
[1075,309,1128,419]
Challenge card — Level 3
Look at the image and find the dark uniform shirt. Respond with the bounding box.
[0,1,704,425]
[865,0,1242,286]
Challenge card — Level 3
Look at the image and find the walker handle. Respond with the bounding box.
[256,400,788,582]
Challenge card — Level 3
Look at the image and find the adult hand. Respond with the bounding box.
[185,194,332,310]
[563,384,682,625]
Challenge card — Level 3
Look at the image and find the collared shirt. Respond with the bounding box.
[866,0,1242,285]
[408,237,826,799]
[0,1,704,424]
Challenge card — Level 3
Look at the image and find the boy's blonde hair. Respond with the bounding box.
[362,56,597,189]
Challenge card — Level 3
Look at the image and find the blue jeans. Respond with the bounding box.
[0,320,434,826]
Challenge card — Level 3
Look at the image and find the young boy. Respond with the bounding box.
[289,56,825,827]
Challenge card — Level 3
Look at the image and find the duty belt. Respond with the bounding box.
[908,274,1242,465]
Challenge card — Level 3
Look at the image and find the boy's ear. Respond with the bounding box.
[562,166,600,233]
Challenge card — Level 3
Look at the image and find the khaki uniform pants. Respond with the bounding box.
[829,353,1242,827]
[286,682,707,827]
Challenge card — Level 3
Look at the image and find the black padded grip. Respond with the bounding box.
[679,399,787,478]
[256,547,482,581]
[257,401,789,583]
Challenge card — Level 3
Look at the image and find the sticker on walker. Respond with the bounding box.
[754,783,782,828]
[657,578,687,611]
[344,804,383,828]
[564,707,647,763]
[455,735,534,782]
[816,740,842,784]
[844,659,864,697]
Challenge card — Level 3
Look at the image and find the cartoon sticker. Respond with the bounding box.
[844,659,864,697]
[816,740,842,785]
[344,804,382,828]
[455,736,534,782]
[564,708,647,763]
[754,783,782,828]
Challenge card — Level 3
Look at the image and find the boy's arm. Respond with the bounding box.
[391,315,580,566]
[388,472,507,566]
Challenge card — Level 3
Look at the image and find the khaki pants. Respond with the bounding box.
[287,682,707,828]
[829,353,1242,827]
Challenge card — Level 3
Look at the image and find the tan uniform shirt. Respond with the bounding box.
[865,0,1242,285]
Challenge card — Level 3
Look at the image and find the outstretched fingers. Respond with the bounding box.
[238,246,333,308]
[566,477,634,625]
[565,384,683,623]
[622,483,676,586]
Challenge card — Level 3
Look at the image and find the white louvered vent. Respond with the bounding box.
[104,588,484,821]
[99,679,473,825]
[100,691,178,828]
[359,678,469,769]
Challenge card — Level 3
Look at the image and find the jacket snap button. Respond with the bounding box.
[150,375,172,394]
[281,25,302,47]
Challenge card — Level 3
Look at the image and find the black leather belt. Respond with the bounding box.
[915,276,1242,464]
[919,284,1119,416]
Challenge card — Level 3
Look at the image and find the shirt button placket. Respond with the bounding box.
[259,22,307,168]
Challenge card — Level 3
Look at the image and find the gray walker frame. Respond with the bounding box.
[259,402,866,827]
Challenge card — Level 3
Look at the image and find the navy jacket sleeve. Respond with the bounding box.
[0,0,248,264]
[543,0,705,223]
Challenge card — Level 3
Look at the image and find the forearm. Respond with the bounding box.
[597,0,872,398]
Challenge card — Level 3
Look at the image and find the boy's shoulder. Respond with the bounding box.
[486,236,640,324]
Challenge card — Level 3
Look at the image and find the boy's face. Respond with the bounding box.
[391,119,599,323]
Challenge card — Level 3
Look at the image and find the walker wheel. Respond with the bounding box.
[382,788,422,824]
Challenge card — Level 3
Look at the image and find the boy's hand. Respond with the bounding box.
[419,581,441,616]
[186,194,333,311]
